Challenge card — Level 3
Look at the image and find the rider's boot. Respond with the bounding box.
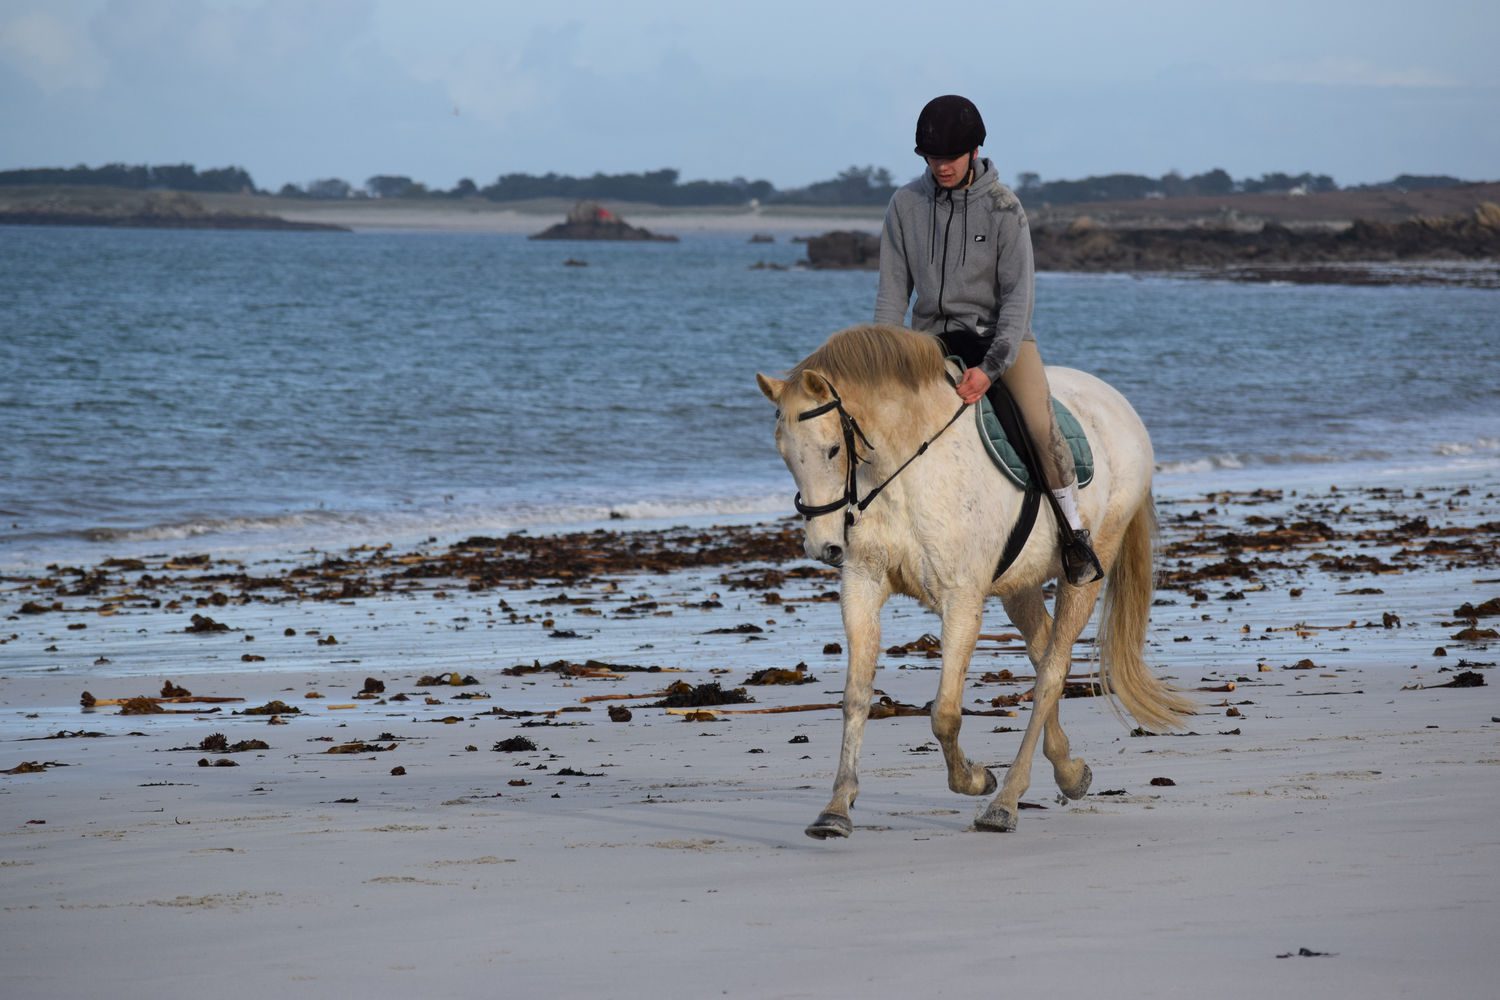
[1053,485,1104,585]
[1061,528,1104,585]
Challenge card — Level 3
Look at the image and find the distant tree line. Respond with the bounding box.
[1016,169,1338,204]
[0,163,255,193]
[1015,169,1471,205]
[0,162,1477,207]
[477,168,778,206]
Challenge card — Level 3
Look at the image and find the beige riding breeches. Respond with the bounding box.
[999,341,1076,490]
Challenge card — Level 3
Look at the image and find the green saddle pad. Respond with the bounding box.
[976,396,1094,490]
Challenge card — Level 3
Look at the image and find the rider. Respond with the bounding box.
[874,94,1102,585]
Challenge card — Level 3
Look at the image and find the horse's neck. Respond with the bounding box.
[857,381,958,474]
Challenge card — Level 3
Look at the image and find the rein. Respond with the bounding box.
[792,373,969,538]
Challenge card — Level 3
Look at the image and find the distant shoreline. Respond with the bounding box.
[0,209,348,233]
[5,185,1498,287]
[8,181,1500,238]
[220,196,885,238]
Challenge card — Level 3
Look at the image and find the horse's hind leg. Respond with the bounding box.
[807,574,887,840]
[1002,588,1092,801]
[932,592,997,797]
[977,583,1099,831]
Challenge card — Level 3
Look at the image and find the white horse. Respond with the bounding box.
[757,324,1193,837]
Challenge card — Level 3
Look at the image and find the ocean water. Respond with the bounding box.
[2,225,1498,570]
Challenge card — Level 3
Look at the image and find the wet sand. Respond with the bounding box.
[2,471,1497,998]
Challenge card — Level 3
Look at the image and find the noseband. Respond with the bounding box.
[791,373,968,539]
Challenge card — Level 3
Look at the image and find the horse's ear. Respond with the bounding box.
[799,369,831,401]
[756,373,784,402]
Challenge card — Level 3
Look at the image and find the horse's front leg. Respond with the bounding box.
[932,591,997,797]
[806,572,887,840]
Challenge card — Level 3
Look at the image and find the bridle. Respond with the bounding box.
[790,373,969,539]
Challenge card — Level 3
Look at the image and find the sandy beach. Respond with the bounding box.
[188,193,885,239]
[3,469,1498,998]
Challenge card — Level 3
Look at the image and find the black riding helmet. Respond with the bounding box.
[914,95,986,158]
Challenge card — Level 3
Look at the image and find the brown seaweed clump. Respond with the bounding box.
[652,681,753,708]
[198,733,270,753]
[417,673,480,687]
[745,665,817,685]
[239,700,300,716]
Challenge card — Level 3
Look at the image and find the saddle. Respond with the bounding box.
[976,394,1094,490]
[944,359,1095,580]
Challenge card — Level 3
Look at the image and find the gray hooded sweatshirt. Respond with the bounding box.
[873,156,1035,383]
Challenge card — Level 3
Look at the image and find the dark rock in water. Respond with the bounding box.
[804,230,880,270]
[529,200,678,242]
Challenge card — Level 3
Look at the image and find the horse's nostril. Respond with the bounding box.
[822,544,844,566]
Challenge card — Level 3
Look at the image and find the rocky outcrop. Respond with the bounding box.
[0,191,349,231]
[529,200,678,241]
[802,230,880,269]
[1030,203,1500,272]
[801,204,1500,283]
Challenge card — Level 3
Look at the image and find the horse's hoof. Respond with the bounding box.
[805,812,853,839]
[1059,763,1092,801]
[951,762,998,796]
[973,804,1018,833]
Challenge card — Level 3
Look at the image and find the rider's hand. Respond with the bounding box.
[955,367,992,405]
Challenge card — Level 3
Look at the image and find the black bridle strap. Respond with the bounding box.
[790,369,1044,582]
[851,399,968,515]
[792,380,865,522]
[791,373,968,530]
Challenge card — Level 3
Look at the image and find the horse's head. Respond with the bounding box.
[757,368,862,567]
[759,325,951,568]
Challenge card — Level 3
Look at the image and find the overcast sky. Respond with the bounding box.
[3,0,1496,193]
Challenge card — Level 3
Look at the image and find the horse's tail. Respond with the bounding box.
[1096,496,1196,731]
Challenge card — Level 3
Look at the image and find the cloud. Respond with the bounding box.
[1245,57,1460,89]
[0,9,107,93]
[88,0,381,90]
[404,22,581,130]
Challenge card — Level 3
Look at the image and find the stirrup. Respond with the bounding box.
[1062,528,1104,585]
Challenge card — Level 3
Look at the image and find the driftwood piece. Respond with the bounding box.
[664,703,841,716]
[80,691,245,708]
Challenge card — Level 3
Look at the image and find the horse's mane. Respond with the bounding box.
[788,324,947,394]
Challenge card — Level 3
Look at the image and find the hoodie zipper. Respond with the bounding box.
[936,187,955,332]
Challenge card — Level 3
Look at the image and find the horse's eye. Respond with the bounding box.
[827,444,840,459]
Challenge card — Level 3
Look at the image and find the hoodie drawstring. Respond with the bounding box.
[960,187,969,266]
[928,191,938,265]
